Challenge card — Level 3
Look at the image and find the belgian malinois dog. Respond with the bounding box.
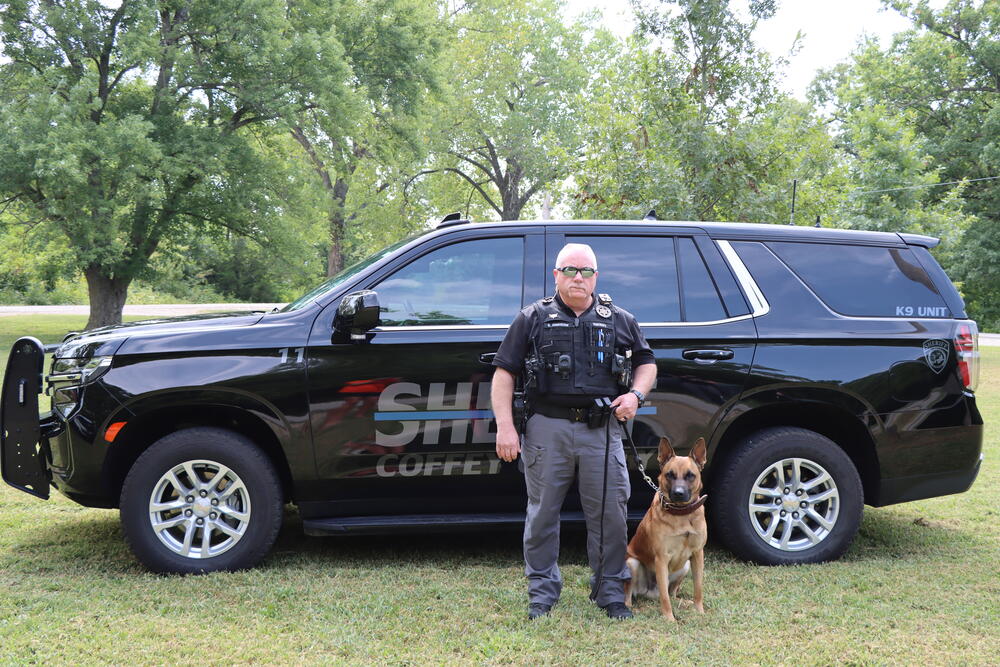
[624,436,707,621]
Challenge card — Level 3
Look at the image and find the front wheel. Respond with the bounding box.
[120,427,283,574]
[711,427,863,565]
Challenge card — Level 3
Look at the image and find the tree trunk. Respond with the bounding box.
[327,177,350,277]
[84,266,131,330]
[327,228,343,277]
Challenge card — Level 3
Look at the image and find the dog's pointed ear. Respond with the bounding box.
[691,437,707,470]
[657,436,675,466]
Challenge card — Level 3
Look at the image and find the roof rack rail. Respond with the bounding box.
[643,209,658,221]
[437,212,469,228]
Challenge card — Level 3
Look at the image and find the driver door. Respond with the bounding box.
[304,231,545,517]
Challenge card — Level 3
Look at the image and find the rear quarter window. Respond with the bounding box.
[767,241,950,318]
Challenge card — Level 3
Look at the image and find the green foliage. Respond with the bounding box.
[574,1,839,225]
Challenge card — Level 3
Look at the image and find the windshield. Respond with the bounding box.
[282,234,421,312]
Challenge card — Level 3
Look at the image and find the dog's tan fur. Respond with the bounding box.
[624,436,708,621]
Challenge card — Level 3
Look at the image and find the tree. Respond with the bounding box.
[288,0,443,276]
[414,0,594,221]
[0,0,352,328]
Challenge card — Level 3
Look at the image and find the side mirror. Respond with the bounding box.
[335,290,380,342]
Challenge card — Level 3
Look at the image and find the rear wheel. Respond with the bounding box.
[120,427,282,574]
[711,427,863,565]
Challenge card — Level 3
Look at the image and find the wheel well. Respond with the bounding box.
[708,403,880,505]
[102,405,295,507]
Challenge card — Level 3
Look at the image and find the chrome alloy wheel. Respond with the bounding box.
[148,459,251,559]
[747,457,840,552]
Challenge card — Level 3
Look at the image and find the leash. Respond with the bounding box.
[590,401,648,604]
[589,411,612,604]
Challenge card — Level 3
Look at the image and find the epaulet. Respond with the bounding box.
[597,293,613,306]
[541,296,555,304]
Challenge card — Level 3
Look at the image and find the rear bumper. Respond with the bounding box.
[872,453,983,506]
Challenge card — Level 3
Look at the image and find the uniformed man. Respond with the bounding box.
[492,243,657,620]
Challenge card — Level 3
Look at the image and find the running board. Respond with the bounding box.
[303,511,648,536]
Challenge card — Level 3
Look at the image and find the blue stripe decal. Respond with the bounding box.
[375,410,495,421]
[373,406,658,421]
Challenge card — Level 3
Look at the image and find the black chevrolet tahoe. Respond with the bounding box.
[1,219,984,573]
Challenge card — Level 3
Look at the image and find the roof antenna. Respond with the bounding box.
[788,180,797,225]
[643,209,657,221]
[815,215,821,228]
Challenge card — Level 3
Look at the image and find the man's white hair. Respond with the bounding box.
[555,243,597,269]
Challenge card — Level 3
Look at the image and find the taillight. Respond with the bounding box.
[954,322,979,392]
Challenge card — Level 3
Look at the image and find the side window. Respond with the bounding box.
[678,237,727,322]
[767,241,949,317]
[375,237,524,326]
[568,236,680,322]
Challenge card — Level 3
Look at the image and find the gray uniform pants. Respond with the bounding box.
[521,413,631,607]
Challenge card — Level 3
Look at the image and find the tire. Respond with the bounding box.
[710,427,863,565]
[120,427,283,574]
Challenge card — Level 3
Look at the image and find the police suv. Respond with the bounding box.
[1,218,983,573]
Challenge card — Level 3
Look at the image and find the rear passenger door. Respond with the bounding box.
[547,227,757,491]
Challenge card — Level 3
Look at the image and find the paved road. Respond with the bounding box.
[4,305,999,346]
[0,303,285,317]
[980,333,1000,347]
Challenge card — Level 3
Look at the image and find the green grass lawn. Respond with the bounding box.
[1,316,997,665]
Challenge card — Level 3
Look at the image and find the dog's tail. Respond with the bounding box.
[628,559,690,600]
[669,560,691,584]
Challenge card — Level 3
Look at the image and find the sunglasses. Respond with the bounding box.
[556,266,596,278]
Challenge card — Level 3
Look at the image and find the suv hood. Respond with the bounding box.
[56,311,267,359]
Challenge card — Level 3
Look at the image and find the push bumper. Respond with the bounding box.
[1,337,55,499]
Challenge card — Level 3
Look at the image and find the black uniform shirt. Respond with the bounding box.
[493,293,655,405]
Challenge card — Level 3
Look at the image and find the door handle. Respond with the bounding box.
[682,348,734,361]
[479,352,497,365]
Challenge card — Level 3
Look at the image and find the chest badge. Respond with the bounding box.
[923,339,949,373]
[596,305,612,319]
[548,313,559,319]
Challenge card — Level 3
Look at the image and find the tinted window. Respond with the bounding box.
[568,236,680,322]
[767,241,949,317]
[679,237,727,321]
[376,237,523,326]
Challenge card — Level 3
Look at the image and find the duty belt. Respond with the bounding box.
[533,403,596,423]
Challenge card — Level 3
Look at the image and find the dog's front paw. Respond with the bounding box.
[694,602,705,614]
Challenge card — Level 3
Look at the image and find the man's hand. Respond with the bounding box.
[491,368,521,462]
[610,391,639,421]
[496,424,521,462]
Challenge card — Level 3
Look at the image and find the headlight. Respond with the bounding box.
[50,356,113,384]
[48,356,113,418]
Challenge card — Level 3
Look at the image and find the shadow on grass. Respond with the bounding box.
[2,501,981,578]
